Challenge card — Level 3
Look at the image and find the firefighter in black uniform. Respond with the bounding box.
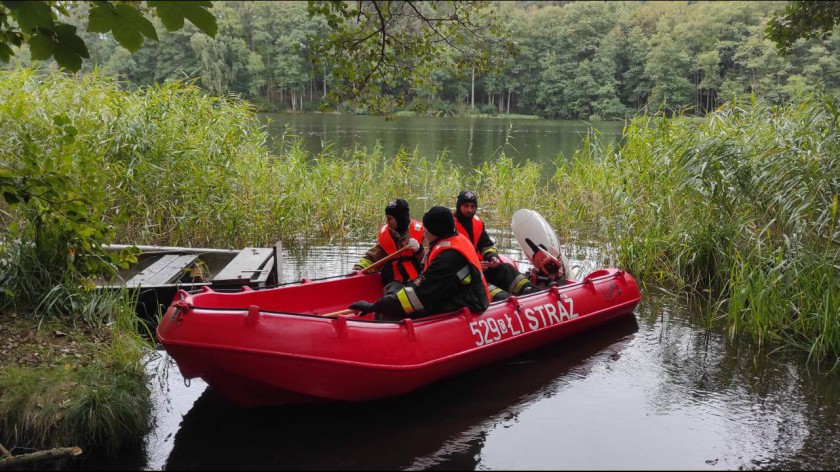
[453,190,534,300]
[348,206,491,320]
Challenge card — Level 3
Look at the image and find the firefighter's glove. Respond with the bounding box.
[407,238,420,252]
[349,301,376,314]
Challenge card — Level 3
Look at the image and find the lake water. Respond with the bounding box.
[81,114,840,470]
[260,113,625,167]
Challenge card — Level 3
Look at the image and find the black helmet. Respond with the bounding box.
[422,206,457,239]
[456,190,478,209]
[385,198,411,232]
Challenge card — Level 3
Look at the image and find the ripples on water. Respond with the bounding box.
[82,239,840,470]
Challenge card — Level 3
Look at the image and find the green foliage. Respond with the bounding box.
[8,1,840,119]
[0,69,555,247]
[0,0,216,71]
[767,1,840,55]
[306,0,517,114]
[0,72,145,318]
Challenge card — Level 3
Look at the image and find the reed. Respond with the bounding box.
[0,69,551,251]
[551,95,840,364]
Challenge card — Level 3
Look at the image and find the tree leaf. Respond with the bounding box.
[0,42,12,62]
[149,1,217,37]
[3,190,20,205]
[87,2,118,33]
[88,2,158,52]
[52,24,89,71]
[7,0,54,32]
[27,32,53,60]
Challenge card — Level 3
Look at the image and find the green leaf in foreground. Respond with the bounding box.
[148,1,217,37]
[87,2,158,52]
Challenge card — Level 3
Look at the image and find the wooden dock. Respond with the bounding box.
[99,242,282,319]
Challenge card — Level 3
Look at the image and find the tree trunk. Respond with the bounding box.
[471,67,475,110]
[695,71,700,114]
[266,53,273,104]
[506,90,511,114]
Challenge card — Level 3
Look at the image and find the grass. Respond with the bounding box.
[0,295,152,458]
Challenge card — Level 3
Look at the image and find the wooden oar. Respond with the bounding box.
[321,246,416,318]
[322,308,359,318]
[360,244,414,274]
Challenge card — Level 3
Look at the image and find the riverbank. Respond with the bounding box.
[0,310,152,466]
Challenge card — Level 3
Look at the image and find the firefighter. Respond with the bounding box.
[353,199,425,292]
[348,206,491,320]
[453,190,534,300]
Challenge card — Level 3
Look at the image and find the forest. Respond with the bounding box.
[5,1,839,119]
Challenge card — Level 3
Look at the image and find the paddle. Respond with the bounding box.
[359,244,414,274]
[322,308,359,318]
[324,244,415,317]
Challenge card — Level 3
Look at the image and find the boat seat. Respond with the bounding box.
[125,254,199,287]
[211,247,275,286]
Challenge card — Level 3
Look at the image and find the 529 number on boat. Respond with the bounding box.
[469,296,579,347]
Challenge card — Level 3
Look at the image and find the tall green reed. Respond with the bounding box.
[552,94,840,364]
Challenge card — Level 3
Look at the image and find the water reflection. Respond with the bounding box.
[260,113,624,170]
[162,317,640,470]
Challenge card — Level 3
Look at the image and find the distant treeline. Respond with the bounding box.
[6,1,839,119]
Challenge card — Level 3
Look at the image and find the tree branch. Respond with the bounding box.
[0,446,82,470]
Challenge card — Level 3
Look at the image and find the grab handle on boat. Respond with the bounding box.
[333,315,348,338]
[505,295,521,313]
[402,318,416,341]
[173,299,191,309]
[246,305,261,326]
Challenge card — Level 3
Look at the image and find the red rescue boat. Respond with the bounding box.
[157,267,641,407]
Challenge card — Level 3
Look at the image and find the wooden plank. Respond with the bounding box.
[126,254,198,287]
[255,257,274,286]
[211,247,274,285]
[272,240,283,284]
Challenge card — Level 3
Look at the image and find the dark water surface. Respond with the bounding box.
[260,113,624,168]
[84,240,840,471]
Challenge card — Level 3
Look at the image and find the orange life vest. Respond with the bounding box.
[425,233,492,302]
[378,219,425,282]
[454,213,484,250]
